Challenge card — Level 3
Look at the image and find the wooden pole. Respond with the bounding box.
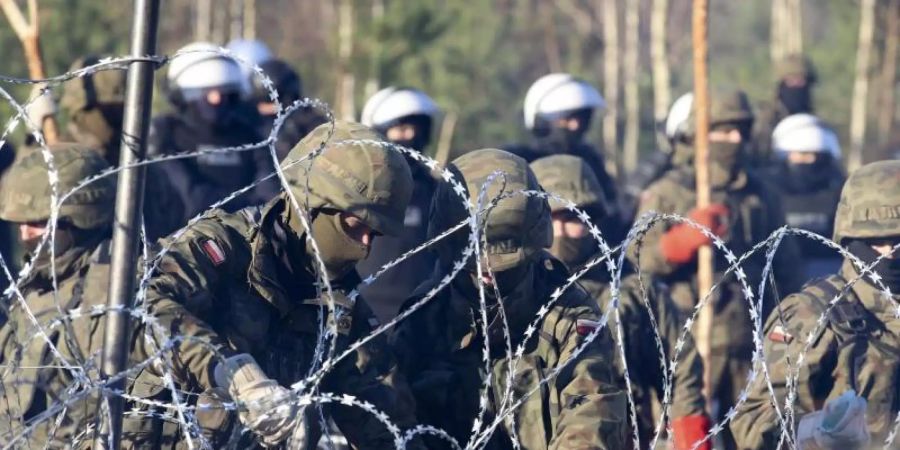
[0,0,58,143]
[692,0,714,412]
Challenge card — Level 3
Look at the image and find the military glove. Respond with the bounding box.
[796,390,870,450]
[671,414,711,450]
[659,204,729,264]
[214,353,309,447]
[26,84,57,126]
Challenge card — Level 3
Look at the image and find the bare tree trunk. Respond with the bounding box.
[212,0,227,44]
[243,0,256,40]
[651,0,671,124]
[785,0,803,55]
[541,2,562,72]
[600,0,620,178]
[848,0,876,171]
[229,0,243,42]
[195,0,211,41]
[771,0,785,63]
[335,0,356,121]
[878,0,899,145]
[771,0,803,62]
[364,0,385,102]
[623,0,640,174]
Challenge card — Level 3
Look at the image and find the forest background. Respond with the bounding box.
[0,0,897,173]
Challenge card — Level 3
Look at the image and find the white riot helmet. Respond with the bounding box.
[665,93,694,142]
[226,39,274,97]
[226,39,274,76]
[361,87,440,152]
[361,87,440,129]
[523,73,605,131]
[167,42,244,104]
[772,113,841,160]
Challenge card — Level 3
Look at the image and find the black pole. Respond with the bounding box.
[98,0,160,446]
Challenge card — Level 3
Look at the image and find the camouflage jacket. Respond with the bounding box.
[123,196,418,449]
[391,252,628,450]
[731,259,900,449]
[0,236,111,448]
[629,167,803,353]
[580,268,706,442]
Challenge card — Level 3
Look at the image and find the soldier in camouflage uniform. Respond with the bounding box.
[629,90,802,449]
[121,121,423,449]
[750,54,818,166]
[732,160,900,449]
[59,55,184,240]
[0,143,117,448]
[531,154,710,449]
[391,148,628,449]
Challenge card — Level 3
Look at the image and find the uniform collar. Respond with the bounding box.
[23,239,102,293]
[247,197,306,315]
[840,259,900,318]
[674,166,749,191]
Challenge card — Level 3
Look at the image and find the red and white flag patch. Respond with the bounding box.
[201,240,226,266]
[576,319,602,336]
[768,325,793,343]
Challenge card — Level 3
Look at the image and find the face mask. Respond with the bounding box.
[783,157,831,193]
[23,226,78,264]
[848,239,900,291]
[709,141,744,187]
[536,109,593,153]
[549,235,594,268]
[778,83,812,114]
[386,115,433,153]
[183,89,245,129]
[458,262,534,349]
[305,211,370,280]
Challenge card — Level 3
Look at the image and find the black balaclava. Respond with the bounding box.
[782,153,834,193]
[535,108,594,154]
[778,81,813,115]
[182,88,246,130]
[848,239,900,291]
[256,59,303,110]
[381,114,433,153]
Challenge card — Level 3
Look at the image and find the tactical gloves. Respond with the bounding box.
[796,390,870,450]
[660,204,729,264]
[671,414,711,450]
[214,353,309,447]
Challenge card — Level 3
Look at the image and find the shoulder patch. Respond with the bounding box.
[768,325,793,344]
[201,239,226,266]
[576,318,602,336]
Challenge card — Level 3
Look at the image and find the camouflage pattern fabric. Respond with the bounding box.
[731,260,900,449]
[391,252,628,450]
[629,166,802,449]
[0,143,114,230]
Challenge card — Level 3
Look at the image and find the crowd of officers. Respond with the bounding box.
[0,38,896,450]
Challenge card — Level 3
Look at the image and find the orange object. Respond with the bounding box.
[659,204,728,264]
[672,414,712,450]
